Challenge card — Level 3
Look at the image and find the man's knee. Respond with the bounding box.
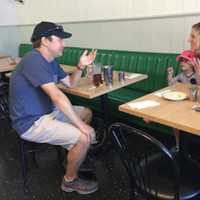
[77,133,90,149]
[82,108,92,124]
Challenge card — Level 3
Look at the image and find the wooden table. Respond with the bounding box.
[0,58,16,73]
[119,83,200,136]
[5,64,148,98]
[5,64,75,78]
[59,65,147,127]
[0,54,9,59]
[60,64,75,74]
[59,70,148,99]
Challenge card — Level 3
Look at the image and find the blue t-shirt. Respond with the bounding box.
[9,49,67,135]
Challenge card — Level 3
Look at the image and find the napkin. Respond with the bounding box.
[87,86,96,90]
[87,84,103,91]
[125,74,141,79]
[128,100,160,110]
[153,89,171,97]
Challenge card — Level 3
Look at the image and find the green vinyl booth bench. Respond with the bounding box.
[18,43,180,136]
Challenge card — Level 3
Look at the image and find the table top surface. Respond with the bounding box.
[0,58,16,73]
[59,69,148,99]
[0,54,10,59]
[4,64,74,76]
[119,83,200,136]
[4,62,147,100]
[0,58,74,73]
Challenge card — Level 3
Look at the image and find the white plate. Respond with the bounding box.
[162,91,187,101]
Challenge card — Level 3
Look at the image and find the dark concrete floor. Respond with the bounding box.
[1,117,200,200]
[0,119,132,200]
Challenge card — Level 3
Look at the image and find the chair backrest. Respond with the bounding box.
[109,123,180,200]
[0,82,9,120]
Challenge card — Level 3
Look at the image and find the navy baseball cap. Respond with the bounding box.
[31,21,72,42]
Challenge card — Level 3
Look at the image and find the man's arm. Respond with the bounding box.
[167,67,174,85]
[60,68,82,88]
[60,49,97,88]
[41,82,94,137]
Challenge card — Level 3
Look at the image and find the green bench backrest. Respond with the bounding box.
[19,44,33,57]
[19,43,180,93]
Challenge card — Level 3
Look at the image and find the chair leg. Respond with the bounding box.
[111,126,137,198]
[19,139,65,191]
[56,146,64,167]
[29,143,38,168]
[19,139,28,192]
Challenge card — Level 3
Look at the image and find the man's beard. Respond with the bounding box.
[54,49,63,58]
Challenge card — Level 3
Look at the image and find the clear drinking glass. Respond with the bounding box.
[196,89,200,105]
[189,84,198,101]
[92,63,103,87]
[8,57,21,65]
[86,64,93,80]
[8,57,16,65]
[192,88,200,111]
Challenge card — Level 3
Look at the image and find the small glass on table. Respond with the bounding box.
[7,56,21,65]
[192,89,200,112]
[118,71,126,84]
[92,63,103,87]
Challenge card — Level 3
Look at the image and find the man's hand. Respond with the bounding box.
[78,122,96,144]
[143,118,151,124]
[190,58,200,84]
[78,49,97,69]
[167,66,174,83]
[167,67,174,76]
[191,58,200,75]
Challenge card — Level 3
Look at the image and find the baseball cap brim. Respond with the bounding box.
[52,30,72,39]
[176,55,191,61]
[176,55,192,62]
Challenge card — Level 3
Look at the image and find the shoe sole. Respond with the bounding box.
[79,168,95,172]
[63,167,95,172]
[61,185,98,195]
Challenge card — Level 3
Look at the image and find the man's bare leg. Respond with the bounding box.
[64,133,90,180]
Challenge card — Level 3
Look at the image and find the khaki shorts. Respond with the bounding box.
[21,106,91,150]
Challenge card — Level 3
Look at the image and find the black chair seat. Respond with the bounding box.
[17,135,64,192]
[109,123,200,200]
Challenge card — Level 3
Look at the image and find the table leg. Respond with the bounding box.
[89,94,111,156]
[179,131,190,157]
[100,93,110,125]
[0,72,9,82]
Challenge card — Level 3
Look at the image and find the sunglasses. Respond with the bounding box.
[40,25,64,36]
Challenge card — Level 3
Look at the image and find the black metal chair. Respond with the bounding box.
[0,82,9,121]
[109,123,200,200]
[18,136,63,192]
[0,83,64,191]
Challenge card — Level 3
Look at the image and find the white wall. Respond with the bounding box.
[1,0,200,56]
[18,15,200,53]
[0,26,20,56]
[0,0,18,26]
[8,0,200,25]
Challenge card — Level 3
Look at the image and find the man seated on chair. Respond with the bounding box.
[9,21,98,195]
